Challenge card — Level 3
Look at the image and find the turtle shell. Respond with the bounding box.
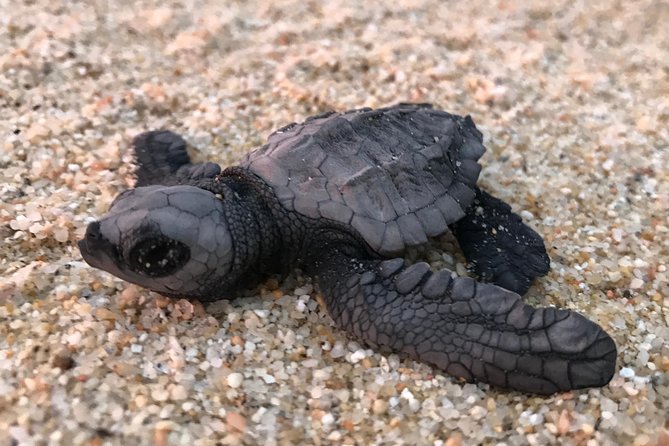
[241,103,486,255]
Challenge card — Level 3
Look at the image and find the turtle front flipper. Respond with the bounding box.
[451,188,550,295]
[311,250,616,394]
[133,130,221,187]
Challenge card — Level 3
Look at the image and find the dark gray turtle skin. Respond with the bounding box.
[79,104,617,394]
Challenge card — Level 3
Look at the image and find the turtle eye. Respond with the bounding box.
[127,236,190,277]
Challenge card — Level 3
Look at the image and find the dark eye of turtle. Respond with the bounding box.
[127,236,190,277]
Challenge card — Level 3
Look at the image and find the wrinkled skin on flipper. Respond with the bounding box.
[308,239,617,395]
[452,188,551,295]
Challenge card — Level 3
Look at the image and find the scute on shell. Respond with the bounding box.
[242,104,486,255]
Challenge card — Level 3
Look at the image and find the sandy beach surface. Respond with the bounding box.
[1,0,668,444]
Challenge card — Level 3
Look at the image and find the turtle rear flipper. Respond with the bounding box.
[451,188,550,295]
[311,248,616,394]
[133,130,221,187]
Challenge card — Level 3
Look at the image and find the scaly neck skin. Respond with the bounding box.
[198,168,286,299]
[204,167,374,299]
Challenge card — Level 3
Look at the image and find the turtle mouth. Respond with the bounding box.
[78,221,120,270]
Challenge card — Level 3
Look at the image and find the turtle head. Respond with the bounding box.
[78,185,234,299]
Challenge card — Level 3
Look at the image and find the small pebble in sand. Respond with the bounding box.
[619,368,635,379]
[629,278,644,289]
[227,373,244,389]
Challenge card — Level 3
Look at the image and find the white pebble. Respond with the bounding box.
[182,402,195,411]
[629,278,644,289]
[350,350,366,363]
[633,258,647,268]
[254,309,269,318]
[227,373,243,388]
[619,367,635,378]
[528,413,544,425]
[49,431,63,443]
[65,331,82,346]
[400,387,414,400]
[520,210,534,220]
[321,413,335,425]
[131,344,143,353]
[470,406,487,420]
[10,215,31,231]
[251,407,267,423]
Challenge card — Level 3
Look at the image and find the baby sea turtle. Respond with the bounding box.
[79,103,616,394]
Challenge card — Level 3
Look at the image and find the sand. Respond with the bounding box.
[1,0,668,445]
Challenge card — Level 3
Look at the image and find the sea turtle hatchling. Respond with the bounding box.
[79,103,617,394]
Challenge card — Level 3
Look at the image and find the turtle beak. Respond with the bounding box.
[78,221,116,270]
